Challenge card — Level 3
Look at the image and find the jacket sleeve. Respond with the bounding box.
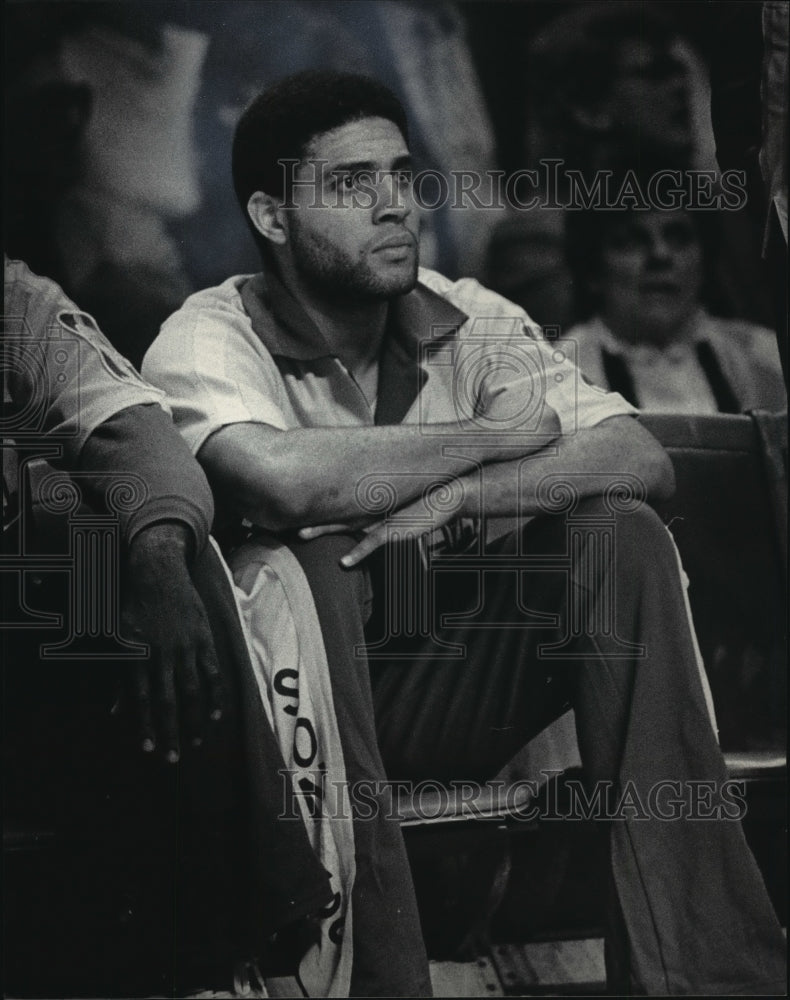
[78,403,215,555]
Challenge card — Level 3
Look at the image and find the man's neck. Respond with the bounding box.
[279,267,388,371]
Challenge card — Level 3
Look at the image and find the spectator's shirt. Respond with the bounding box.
[564,311,787,414]
[3,257,213,549]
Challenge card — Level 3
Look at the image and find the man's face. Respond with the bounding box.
[596,209,703,344]
[283,116,419,300]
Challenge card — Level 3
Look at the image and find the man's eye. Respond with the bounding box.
[338,172,373,190]
[332,172,356,191]
[395,169,413,187]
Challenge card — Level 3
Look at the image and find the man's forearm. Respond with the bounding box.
[199,412,559,531]
[81,404,214,554]
[127,521,193,569]
[456,416,675,520]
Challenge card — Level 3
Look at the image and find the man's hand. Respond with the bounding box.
[299,478,471,568]
[121,523,225,762]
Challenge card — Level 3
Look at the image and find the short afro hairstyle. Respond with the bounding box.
[232,69,409,210]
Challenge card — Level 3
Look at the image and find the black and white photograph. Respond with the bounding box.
[2,1,787,996]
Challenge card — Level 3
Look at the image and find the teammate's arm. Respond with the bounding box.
[80,404,225,761]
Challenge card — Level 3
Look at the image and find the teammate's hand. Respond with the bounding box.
[121,523,225,762]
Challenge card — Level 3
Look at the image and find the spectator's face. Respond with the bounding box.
[283,116,419,300]
[606,37,692,153]
[596,209,703,344]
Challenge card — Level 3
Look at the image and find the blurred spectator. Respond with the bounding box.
[54,19,207,369]
[709,0,788,377]
[485,1,774,333]
[524,3,701,171]
[562,206,786,413]
[4,3,205,369]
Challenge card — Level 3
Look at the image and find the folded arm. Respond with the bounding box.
[459,414,675,519]
[340,416,675,566]
[198,409,560,532]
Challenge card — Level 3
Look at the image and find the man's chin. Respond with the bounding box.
[371,261,419,298]
[389,273,420,297]
[313,258,419,302]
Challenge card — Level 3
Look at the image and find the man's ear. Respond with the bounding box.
[247,191,287,246]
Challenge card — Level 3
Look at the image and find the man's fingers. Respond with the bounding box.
[339,522,389,567]
[197,631,226,723]
[154,653,180,763]
[298,523,350,539]
[135,664,156,754]
[177,649,205,749]
[338,499,454,567]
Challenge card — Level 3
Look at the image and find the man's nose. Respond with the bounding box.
[372,172,412,224]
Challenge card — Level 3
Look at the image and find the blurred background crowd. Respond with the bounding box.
[3,0,787,408]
